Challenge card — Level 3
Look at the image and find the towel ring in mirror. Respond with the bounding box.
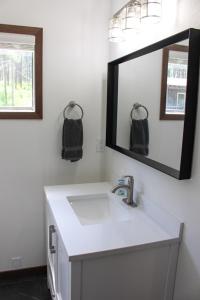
[130,103,149,120]
[63,101,84,119]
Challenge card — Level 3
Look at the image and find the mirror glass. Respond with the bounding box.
[116,39,189,170]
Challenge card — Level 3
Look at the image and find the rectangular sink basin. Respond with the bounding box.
[67,193,131,225]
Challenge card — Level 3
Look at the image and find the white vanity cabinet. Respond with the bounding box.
[45,183,183,300]
[47,204,72,300]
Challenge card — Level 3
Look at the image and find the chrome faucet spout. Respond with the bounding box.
[111,184,129,193]
[111,176,137,207]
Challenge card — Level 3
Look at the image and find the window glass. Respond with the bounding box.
[166,49,188,115]
[0,40,35,112]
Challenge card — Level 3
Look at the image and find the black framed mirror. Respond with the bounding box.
[106,29,200,180]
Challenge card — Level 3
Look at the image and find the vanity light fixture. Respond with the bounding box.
[108,0,162,42]
[122,0,141,32]
[141,0,162,24]
[109,15,123,42]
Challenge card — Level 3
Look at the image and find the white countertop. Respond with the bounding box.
[45,182,181,261]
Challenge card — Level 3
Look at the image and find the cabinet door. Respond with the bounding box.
[57,234,71,300]
[46,205,58,299]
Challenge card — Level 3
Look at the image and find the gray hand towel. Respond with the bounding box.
[62,118,83,162]
[130,119,149,156]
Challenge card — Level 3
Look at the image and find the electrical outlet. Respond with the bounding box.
[11,257,22,269]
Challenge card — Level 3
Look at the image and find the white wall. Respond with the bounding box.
[0,0,109,271]
[106,1,200,300]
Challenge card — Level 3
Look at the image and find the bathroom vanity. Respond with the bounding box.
[45,182,183,300]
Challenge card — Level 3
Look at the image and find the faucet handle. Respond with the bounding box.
[124,175,134,182]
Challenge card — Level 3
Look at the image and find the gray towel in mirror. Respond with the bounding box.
[130,119,149,156]
[62,118,83,162]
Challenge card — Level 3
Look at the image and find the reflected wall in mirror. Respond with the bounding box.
[106,29,200,179]
[160,44,189,120]
[116,40,188,170]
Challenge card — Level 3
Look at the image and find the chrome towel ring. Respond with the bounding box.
[63,101,84,119]
[130,103,149,120]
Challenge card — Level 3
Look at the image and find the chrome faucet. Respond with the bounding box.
[111,175,137,207]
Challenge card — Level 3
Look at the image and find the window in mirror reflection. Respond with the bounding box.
[160,44,188,120]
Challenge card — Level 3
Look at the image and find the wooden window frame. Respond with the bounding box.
[0,24,43,119]
[160,44,188,121]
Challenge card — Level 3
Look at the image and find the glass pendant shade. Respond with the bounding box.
[122,0,141,31]
[141,0,162,24]
[109,16,123,42]
[108,0,162,42]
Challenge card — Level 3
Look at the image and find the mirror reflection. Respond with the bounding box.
[116,39,189,170]
[160,44,189,120]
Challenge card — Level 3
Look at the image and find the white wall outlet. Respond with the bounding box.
[11,257,22,269]
[96,139,105,152]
